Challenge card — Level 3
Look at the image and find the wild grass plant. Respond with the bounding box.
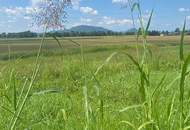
[0,0,190,130]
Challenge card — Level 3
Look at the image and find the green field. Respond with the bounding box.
[0,35,189,52]
[1,36,190,130]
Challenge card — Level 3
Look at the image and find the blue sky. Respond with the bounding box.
[0,0,190,33]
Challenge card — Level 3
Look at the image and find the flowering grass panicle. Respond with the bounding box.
[33,0,71,29]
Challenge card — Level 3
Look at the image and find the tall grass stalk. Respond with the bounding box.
[66,39,89,129]
[179,55,190,129]
[132,2,147,64]
[9,27,47,130]
[81,43,89,130]
[10,64,40,130]
[131,1,153,65]
[128,0,140,61]
[180,19,186,62]
[178,19,188,129]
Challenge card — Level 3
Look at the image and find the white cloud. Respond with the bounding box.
[101,16,132,26]
[71,0,80,9]
[81,18,92,23]
[0,7,35,15]
[31,0,41,6]
[71,22,92,27]
[30,0,81,9]
[7,20,16,23]
[80,7,98,15]
[112,0,128,4]
[5,7,25,15]
[74,16,133,27]
[0,6,36,28]
[71,18,93,27]
[178,8,189,12]
[24,16,32,20]
[187,16,190,20]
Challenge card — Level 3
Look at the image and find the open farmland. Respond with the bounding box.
[0,35,189,54]
[0,35,190,129]
[1,0,190,129]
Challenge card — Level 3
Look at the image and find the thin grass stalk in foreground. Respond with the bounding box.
[180,19,186,62]
[94,52,118,76]
[90,71,105,130]
[12,71,17,112]
[67,39,89,129]
[132,2,147,63]
[16,78,28,109]
[167,92,176,129]
[119,121,136,129]
[141,9,154,65]
[178,19,188,129]
[9,27,47,130]
[10,64,40,130]
[80,43,90,130]
[52,35,64,49]
[179,55,190,129]
[128,0,140,61]
[131,2,155,121]
[34,27,47,67]
[131,2,154,85]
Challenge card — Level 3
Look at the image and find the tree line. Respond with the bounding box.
[0,31,38,38]
[0,28,190,38]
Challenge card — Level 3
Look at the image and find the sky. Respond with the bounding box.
[0,0,190,33]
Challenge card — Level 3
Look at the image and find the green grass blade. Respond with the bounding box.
[9,28,47,130]
[122,52,149,85]
[100,99,104,130]
[10,64,40,130]
[13,73,17,111]
[52,36,63,49]
[9,69,17,111]
[131,2,140,12]
[31,88,64,96]
[145,9,154,37]
[180,55,190,128]
[167,93,176,122]
[180,19,186,61]
[119,121,136,129]
[184,104,190,124]
[67,39,81,46]
[138,121,159,130]
[119,104,143,113]
[184,126,190,130]
[16,78,28,109]
[151,74,166,99]
[94,52,118,76]
[180,55,190,102]
[0,105,15,115]
[137,27,142,41]
[165,74,181,90]
[90,70,104,130]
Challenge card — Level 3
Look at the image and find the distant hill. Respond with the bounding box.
[127,28,137,33]
[69,25,112,33]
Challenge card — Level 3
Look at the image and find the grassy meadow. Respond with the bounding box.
[0,35,190,130]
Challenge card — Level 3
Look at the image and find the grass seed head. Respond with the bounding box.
[33,0,71,29]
